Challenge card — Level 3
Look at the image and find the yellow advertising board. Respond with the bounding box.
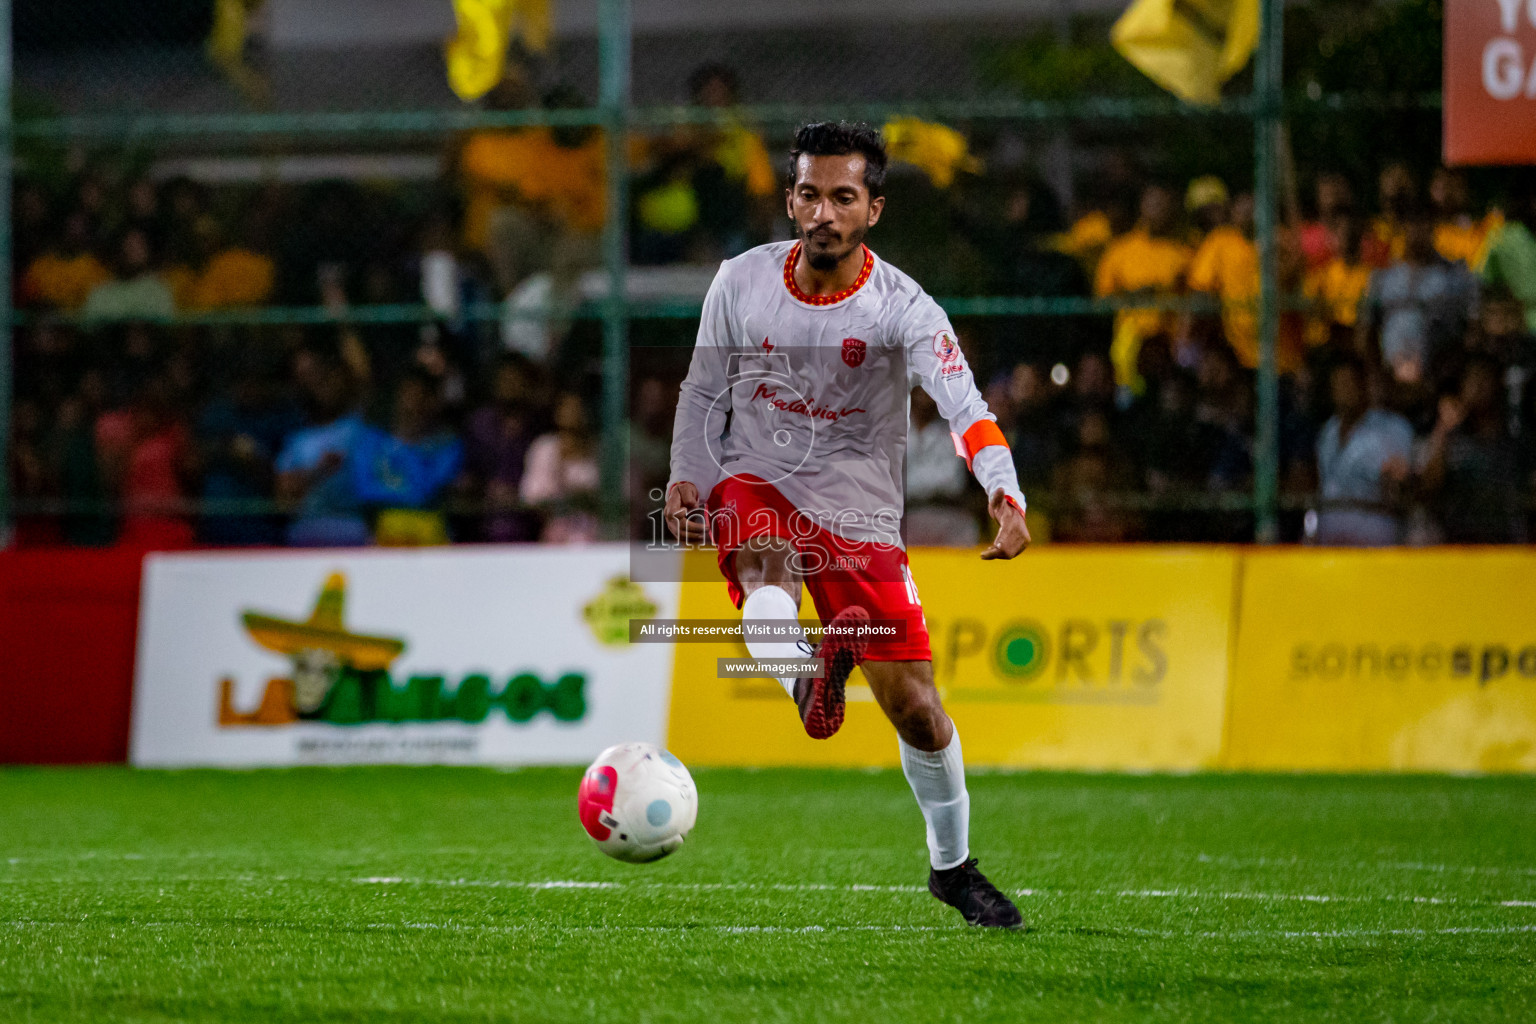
[666,547,1238,770]
[1224,550,1536,772]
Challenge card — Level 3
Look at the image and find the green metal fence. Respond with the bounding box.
[0,0,1454,543]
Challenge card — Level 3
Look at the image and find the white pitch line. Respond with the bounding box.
[1194,853,1536,878]
[357,877,618,889]
[0,847,517,865]
[4,872,1532,911]
[0,874,298,886]
[355,877,928,894]
[5,918,954,935]
[2,873,1529,909]
[11,851,1536,880]
[1123,924,1536,940]
[375,922,953,935]
[1379,861,1536,878]
[1116,888,1457,905]
[8,918,1536,939]
[353,877,1536,909]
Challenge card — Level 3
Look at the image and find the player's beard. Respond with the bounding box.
[800,221,868,272]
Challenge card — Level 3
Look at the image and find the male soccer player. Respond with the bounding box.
[664,122,1030,929]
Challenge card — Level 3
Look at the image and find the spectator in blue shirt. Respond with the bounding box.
[1314,358,1413,546]
[351,369,464,545]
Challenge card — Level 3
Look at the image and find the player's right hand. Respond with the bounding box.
[980,489,1030,560]
[664,482,709,543]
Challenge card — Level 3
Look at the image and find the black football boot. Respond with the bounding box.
[928,858,1026,930]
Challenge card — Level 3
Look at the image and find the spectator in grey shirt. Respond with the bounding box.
[1314,359,1413,546]
[1357,214,1478,385]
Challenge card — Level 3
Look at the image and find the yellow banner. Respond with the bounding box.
[1225,550,1536,772]
[666,548,1237,770]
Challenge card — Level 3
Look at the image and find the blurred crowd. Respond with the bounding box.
[8,62,1536,548]
[8,165,615,548]
[1008,163,1533,544]
[924,163,1536,545]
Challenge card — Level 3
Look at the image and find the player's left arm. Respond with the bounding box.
[900,300,1029,560]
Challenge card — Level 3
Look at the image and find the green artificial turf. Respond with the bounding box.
[1,767,1533,1023]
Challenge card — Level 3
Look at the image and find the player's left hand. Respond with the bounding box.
[980,489,1030,560]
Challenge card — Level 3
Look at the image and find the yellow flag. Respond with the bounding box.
[206,0,269,105]
[445,0,552,103]
[881,117,982,189]
[1111,0,1259,105]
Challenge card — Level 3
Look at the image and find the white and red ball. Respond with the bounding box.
[577,742,698,863]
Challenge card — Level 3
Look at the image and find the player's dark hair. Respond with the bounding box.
[788,121,887,199]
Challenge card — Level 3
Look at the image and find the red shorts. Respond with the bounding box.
[706,475,932,662]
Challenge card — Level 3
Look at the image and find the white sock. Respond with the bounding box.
[741,585,812,698]
[899,729,970,870]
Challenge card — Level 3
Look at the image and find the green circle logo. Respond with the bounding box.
[994,621,1050,681]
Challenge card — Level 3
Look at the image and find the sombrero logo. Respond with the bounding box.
[218,572,586,728]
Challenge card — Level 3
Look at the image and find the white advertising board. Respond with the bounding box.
[131,546,679,767]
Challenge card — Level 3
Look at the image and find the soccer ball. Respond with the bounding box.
[578,742,698,863]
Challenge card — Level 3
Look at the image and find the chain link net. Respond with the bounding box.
[9,0,1532,548]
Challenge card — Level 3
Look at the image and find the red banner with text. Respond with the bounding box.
[1445,0,1536,164]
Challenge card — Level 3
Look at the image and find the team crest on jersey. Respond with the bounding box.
[933,331,960,363]
[841,337,867,368]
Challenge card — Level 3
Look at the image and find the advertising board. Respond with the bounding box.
[131,547,679,766]
[1226,550,1536,772]
[667,548,1238,770]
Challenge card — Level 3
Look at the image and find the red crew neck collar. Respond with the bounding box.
[783,243,874,306]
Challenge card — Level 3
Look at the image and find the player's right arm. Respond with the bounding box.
[665,262,735,541]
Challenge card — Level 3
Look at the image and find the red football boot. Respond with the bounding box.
[793,605,870,740]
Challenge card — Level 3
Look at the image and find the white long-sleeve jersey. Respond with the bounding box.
[667,240,1025,546]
